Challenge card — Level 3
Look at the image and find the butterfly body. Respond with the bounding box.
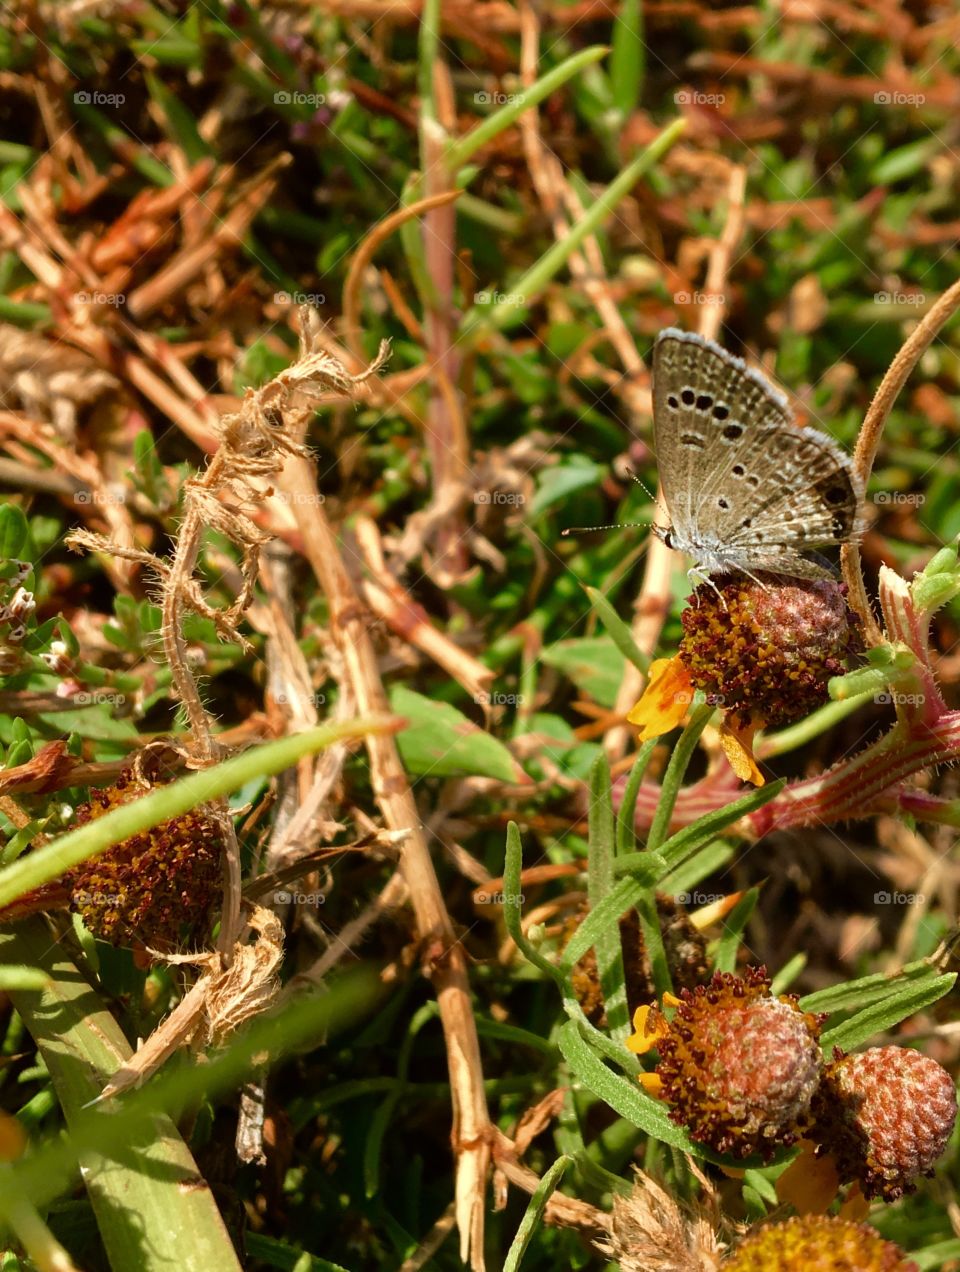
[652,328,864,582]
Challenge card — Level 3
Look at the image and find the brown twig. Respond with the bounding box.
[842,275,960,645]
[280,453,492,1272]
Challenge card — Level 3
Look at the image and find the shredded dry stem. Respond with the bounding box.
[66,307,388,1090]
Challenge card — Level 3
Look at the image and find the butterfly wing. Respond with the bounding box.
[652,329,863,573]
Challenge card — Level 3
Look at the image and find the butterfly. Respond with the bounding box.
[651,328,864,583]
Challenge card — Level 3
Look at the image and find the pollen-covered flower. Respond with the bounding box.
[723,1214,917,1271]
[566,896,709,1027]
[810,1046,957,1200]
[630,967,825,1160]
[627,574,861,786]
[68,766,225,949]
[680,574,861,731]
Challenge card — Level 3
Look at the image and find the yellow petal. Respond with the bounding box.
[838,1183,869,1222]
[626,657,695,741]
[776,1141,840,1214]
[626,1003,670,1055]
[639,1072,664,1097]
[718,719,765,786]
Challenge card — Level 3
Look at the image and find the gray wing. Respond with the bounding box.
[652,329,863,566]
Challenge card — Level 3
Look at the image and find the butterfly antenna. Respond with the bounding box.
[561,521,650,537]
[622,466,659,503]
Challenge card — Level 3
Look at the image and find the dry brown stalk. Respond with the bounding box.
[353,514,494,701]
[842,275,960,646]
[342,188,463,364]
[68,310,389,956]
[279,453,492,1271]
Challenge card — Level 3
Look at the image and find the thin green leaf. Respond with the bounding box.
[646,705,715,854]
[587,754,629,1038]
[0,715,396,909]
[449,46,610,168]
[712,889,759,974]
[586,586,650,674]
[610,0,644,116]
[557,1020,692,1149]
[503,1155,573,1272]
[651,779,785,875]
[820,973,956,1054]
[459,118,685,339]
[615,739,658,858]
[800,961,944,1015]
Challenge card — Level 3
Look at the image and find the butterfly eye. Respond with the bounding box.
[712,403,730,420]
[696,394,712,410]
[681,388,696,406]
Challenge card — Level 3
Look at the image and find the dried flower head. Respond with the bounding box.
[679,574,861,732]
[723,1215,917,1271]
[566,897,709,1028]
[636,967,824,1160]
[68,765,225,949]
[810,1045,957,1200]
[628,574,861,786]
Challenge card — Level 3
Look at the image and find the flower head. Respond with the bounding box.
[723,1215,917,1271]
[627,574,861,785]
[68,766,225,949]
[680,574,861,731]
[810,1045,957,1200]
[633,967,825,1160]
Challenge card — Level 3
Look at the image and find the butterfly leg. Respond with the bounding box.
[687,567,728,610]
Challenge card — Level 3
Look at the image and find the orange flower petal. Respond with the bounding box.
[719,719,765,787]
[776,1141,840,1214]
[626,657,695,741]
[639,1072,664,1097]
[838,1182,869,1222]
[626,1003,670,1055]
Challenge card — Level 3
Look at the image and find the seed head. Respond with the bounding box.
[655,967,824,1159]
[811,1045,957,1200]
[68,766,225,949]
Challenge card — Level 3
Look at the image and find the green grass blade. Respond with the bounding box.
[587,755,629,1037]
[503,1154,574,1272]
[0,715,396,909]
[449,47,609,169]
[2,919,242,1272]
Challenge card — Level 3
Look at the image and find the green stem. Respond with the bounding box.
[0,716,396,909]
